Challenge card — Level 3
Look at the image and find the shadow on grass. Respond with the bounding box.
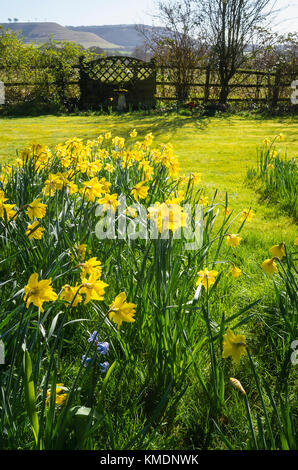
[84,111,211,142]
[245,179,297,223]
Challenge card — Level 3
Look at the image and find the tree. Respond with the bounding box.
[8,18,12,23]
[88,46,105,57]
[37,39,95,107]
[0,26,34,69]
[249,28,298,107]
[137,0,207,103]
[13,18,19,23]
[200,0,276,104]
[251,28,298,76]
[132,44,152,61]
[0,29,96,109]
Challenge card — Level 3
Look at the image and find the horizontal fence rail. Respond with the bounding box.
[0,63,296,108]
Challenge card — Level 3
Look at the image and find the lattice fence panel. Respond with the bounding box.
[82,56,154,84]
[79,56,156,110]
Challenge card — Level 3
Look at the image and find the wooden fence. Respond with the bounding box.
[156,65,295,107]
[0,61,296,109]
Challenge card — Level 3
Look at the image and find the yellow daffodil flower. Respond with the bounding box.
[223,207,231,216]
[80,257,102,279]
[269,242,285,259]
[130,129,138,138]
[199,196,209,207]
[105,163,115,173]
[241,208,255,222]
[26,221,44,240]
[108,292,136,329]
[26,199,47,220]
[226,234,242,247]
[229,266,242,278]
[196,268,218,290]
[46,384,68,406]
[0,201,16,220]
[81,177,104,202]
[125,206,138,218]
[131,182,149,202]
[222,329,247,364]
[24,273,58,312]
[61,285,82,307]
[80,274,109,304]
[97,193,119,212]
[261,258,278,274]
[189,172,201,184]
[112,136,125,149]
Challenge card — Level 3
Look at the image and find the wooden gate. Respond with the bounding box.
[79,56,156,111]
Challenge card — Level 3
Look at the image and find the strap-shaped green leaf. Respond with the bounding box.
[23,349,40,447]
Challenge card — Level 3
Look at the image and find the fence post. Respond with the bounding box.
[271,67,281,110]
[266,72,271,105]
[160,66,165,99]
[255,74,260,102]
[150,58,157,107]
[78,56,86,110]
[203,65,211,105]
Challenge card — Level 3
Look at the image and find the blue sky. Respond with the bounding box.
[0,0,154,25]
[0,0,297,33]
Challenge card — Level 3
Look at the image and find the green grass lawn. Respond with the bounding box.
[1,112,297,239]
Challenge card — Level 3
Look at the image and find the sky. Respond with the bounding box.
[0,0,297,34]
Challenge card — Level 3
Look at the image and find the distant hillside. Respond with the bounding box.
[68,24,163,51]
[0,22,122,50]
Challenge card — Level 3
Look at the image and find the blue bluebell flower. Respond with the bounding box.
[88,331,99,344]
[81,355,92,367]
[97,341,109,355]
[98,361,109,373]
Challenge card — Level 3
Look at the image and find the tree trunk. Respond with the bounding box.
[175,82,189,104]
[219,82,229,104]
